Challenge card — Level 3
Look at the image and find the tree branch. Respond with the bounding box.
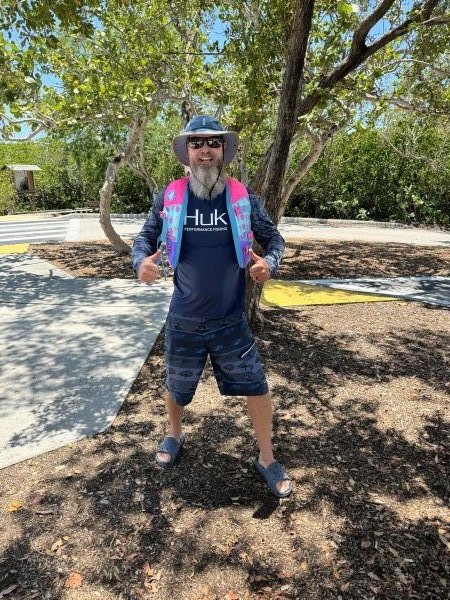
[422,13,450,25]
[379,58,450,78]
[0,124,47,142]
[281,130,329,204]
[351,0,395,55]
[296,0,443,120]
[99,116,144,254]
[360,88,446,114]
[379,131,441,171]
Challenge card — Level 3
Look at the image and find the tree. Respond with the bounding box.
[2,1,449,317]
[289,115,450,224]
[1,0,211,252]
[212,0,449,317]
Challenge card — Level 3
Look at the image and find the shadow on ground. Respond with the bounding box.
[277,241,450,280]
[1,304,449,599]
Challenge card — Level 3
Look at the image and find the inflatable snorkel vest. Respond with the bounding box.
[158,177,253,269]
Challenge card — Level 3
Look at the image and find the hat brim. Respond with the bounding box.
[173,130,239,166]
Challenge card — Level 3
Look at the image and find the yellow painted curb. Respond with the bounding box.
[261,280,398,307]
[0,244,29,254]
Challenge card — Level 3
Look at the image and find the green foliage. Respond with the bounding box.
[2,1,449,225]
[144,108,185,189]
[0,138,71,212]
[288,116,450,226]
[1,0,211,139]
[0,111,186,215]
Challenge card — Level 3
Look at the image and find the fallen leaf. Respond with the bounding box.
[279,571,295,579]
[368,572,381,581]
[33,508,55,515]
[0,584,18,597]
[298,560,308,572]
[388,546,400,558]
[200,585,210,594]
[340,582,350,591]
[28,495,44,505]
[438,529,450,550]
[6,501,22,512]
[142,562,153,577]
[361,540,371,549]
[397,571,408,584]
[64,572,83,588]
[125,553,139,562]
[226,592,240,600]
[51,539,64,552]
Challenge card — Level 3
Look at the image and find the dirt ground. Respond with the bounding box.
[0,240,449,600]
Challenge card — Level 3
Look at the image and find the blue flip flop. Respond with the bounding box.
[253,459,292,498]
[155,433,186,469]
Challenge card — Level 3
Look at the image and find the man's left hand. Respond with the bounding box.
[249,249,271,284]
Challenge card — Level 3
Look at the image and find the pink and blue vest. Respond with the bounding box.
[158,177,253,269]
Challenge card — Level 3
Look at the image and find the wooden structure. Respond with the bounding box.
[1,164,42,210]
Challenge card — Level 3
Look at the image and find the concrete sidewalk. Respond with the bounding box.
[0,254,173,469]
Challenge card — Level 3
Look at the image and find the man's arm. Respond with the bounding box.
[131,190,164,274]
[249,192,285,276]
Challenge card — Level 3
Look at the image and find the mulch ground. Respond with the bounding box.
[0,240,449,600]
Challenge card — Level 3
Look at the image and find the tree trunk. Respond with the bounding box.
[281,124,340,208]
[246,0,316,323]
[259,0,316,225]
[99,116,144,254]
[246,0,443,321]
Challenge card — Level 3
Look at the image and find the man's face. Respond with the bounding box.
[187,136,226,168]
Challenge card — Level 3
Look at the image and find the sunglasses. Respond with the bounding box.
[187,136,224,149]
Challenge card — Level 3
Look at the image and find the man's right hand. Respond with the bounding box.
[137,250,162,284]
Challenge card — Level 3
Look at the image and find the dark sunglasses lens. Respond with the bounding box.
[187,137,223,149]
[187,138,204,149]
[206,138,223,148]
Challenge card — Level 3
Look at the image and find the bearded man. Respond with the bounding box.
[132,115,292,498]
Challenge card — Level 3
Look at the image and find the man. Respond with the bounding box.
[132,115,292,498]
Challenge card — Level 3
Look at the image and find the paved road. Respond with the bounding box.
[63,216,450,247]
[1,214,449,247]
[0,218,70,246]
[279,221,450,246]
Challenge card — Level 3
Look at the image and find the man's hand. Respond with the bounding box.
[137,250,162,284]
[249,249,271,284]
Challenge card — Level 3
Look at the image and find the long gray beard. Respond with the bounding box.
[189,165,227,200]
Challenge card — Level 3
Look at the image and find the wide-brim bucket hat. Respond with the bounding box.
[173,115,239,166]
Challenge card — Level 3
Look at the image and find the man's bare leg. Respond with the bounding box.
[246,393,291,494]
[156,390,184,464]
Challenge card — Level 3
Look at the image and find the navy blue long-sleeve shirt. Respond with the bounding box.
[132,184,285,318]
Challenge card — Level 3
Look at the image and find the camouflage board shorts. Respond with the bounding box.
[165,312,268,406]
